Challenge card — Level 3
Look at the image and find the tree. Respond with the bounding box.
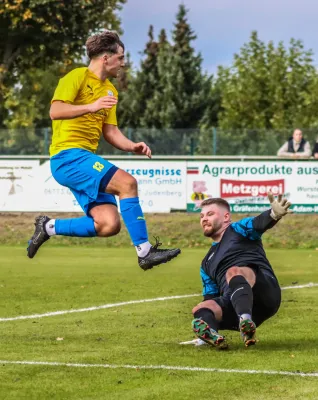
[139,28,171,128]
[1,61,86,155]
[0,0,125,85]
[197,78,223,154]
[129,25,162,128]
[148,4,211,129]
[217,31,317,130]
[114,5,214,154]
[115,25,170,131]
[301,75,318,128]
[114,52,136,129]
[3,60,87,129]
[0,0,125,126]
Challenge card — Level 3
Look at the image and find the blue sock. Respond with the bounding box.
[120,197,148,245]
[55,217,96,237]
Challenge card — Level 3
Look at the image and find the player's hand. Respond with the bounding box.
[89,96,117,113]
[267,191,292,220]
[131,142,152,158]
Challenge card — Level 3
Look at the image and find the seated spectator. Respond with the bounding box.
[277,129,311,158]
[313,137,318,159]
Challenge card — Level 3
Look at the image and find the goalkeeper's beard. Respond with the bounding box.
[203,221,223,238]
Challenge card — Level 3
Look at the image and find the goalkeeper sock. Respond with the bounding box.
[229,275,253,317]
[193,308,219,332]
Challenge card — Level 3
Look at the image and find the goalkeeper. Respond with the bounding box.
[191,192,292,349]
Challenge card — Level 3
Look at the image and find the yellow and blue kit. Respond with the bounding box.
[50,67,119,214]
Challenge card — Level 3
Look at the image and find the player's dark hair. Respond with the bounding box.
[200,198,230,212]
[86,31,124,59]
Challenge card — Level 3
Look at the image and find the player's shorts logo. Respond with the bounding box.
[93,162,105,172]
[107,90,114,96]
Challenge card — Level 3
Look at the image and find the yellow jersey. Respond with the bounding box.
[50,67,118,157]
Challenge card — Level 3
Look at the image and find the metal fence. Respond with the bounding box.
[1,127,317,156]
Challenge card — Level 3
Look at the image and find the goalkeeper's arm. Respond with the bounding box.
[267,191,292,220]
[252,192,292,233]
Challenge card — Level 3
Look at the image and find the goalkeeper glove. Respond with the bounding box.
[267,191,292,220]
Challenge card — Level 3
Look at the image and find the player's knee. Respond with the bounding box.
[226,266,256,286]
[192,304,202,315]
[192,303,207,315]
[109,219,121,236]
[95,218,121,237]
[192,300,222,320]
[121,174,138,195]
[226,266,242,282]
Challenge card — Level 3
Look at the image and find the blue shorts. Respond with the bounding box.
[50,148,118,215]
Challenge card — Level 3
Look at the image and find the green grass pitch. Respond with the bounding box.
[0,246,318,399]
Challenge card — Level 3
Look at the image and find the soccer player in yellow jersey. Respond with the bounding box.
[27,31,180,270]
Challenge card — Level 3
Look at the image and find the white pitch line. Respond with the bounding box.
[281,282,318,290]
[0,360,317,378]
[0,293,199,322]
[0,282,317,323]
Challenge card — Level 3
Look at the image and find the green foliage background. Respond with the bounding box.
[2,2,318,147]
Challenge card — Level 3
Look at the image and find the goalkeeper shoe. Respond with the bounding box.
[192,318,228,349]
[27,215,50,259]
[239,318,257,347]
[138,237,180,271]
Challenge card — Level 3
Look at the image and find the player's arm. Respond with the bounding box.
[233,210,279,239]
[233,192,292,238]
[49,69,117,120]
[232,212,276,239]
[102,124,152,158]
[50,97,117,120]
[252,209,279,233]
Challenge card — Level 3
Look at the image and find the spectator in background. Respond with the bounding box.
[312,137,318,159]
[277,129,311,158]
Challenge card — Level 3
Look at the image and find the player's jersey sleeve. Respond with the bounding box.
[200,267,219,298]
[103,82,118,126]
[232,210,278,240]
[51,68,86,104]
[105,104,118,125]
[231,217,262,240]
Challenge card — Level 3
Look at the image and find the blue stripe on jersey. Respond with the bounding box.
[231,217,262,240]
[200,267,219,296]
